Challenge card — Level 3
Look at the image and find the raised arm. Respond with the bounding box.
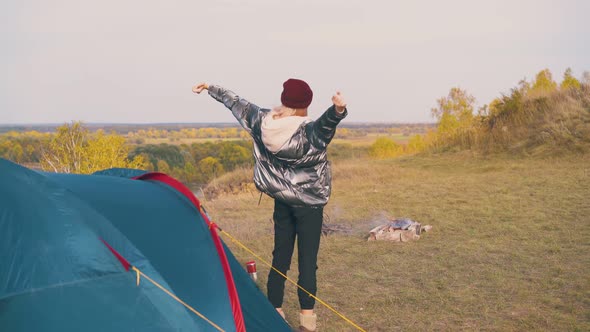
[192,83,264,134]
[308,92,348,149]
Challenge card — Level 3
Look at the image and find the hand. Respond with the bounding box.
[192,83,209,94]
[332,91,347,113]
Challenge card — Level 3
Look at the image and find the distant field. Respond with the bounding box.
[137,137,247,145]
[134,133,412,146]
[205,153,590,331]
[332,133,411,146]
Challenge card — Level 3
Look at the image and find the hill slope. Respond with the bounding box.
[205,154,589,331]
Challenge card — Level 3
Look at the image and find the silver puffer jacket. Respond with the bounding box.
[208,85,347,207]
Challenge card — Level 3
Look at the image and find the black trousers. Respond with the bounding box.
[267,200,323,310]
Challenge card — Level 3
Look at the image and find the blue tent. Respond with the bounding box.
[0,158,290,331]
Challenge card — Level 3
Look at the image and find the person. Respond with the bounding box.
[192,79,347,332]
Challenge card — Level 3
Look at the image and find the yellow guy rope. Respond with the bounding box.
[219,229,367,332]
[131,266,225,332]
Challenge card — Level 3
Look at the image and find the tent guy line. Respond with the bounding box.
[101,238,225,332]
[218,228,367,332]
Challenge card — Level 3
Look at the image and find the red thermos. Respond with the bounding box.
[246,261,257,281]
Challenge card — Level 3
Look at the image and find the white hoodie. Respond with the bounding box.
[261,110,311,153]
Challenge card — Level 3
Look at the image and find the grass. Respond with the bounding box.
[138,137,247,145]
[203,153,590,331]
[332,133,411,146]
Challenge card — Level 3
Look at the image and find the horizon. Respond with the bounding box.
[0,120,437,126]
[0,121,436,135]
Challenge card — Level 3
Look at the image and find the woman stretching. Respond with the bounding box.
[193,79,347,332]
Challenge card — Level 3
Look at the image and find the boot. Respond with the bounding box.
[299,313,317,332]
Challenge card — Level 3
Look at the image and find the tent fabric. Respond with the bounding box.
[131,171,245,331]
[0,159,290,332]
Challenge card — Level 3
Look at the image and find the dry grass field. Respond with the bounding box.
[137,133,411,146]
[332,133,411,146]
[140,137,246,145]
[204,153,590,331]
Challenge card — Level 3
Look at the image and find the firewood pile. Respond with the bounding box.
[368,218,432,242]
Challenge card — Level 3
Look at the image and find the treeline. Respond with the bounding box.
[129,140,379,185]
[127,127,250,143]
[0,131,49,164]
[124,124,431,143]
[130,141,253,186]
[1,123,433,139]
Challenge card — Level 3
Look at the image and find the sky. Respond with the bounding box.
[1,0,589,124]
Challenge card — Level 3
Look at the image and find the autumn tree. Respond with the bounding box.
[131,144,185,168]
[560,68,581,90]
[1,142,25,163]
[0,131,48,164]
[431,88,476,122]
[368,137,403,159]
[407,134,426,153]
[182,161,198,183]
[431,87,476,136]
[156,159,171,173]
[41,122,146,174]
[218,143,251,170]
[531,68,557,94]
[41,122,87,173]
[198,157,224,179]
[81,130,146,173]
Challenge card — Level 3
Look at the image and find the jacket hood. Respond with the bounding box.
[261,111,311,153]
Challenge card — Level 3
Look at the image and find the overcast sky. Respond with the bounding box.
[1,0,589,124]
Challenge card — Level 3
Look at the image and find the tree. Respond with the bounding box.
[560,68,581,90]
[9,142,24,163]
[431,87,476,138]
[368,137,403,159]
[189,142,217,163]
[198,157,224,180]
[437,112,461,134]
[431,87,476,123]
[218,143,251,170]
[25,144,36,162]
[531,68,557,94]
[156,159,171,174]
[41,122,88,173]
[407,134,426,153]
[80,130,146,173]
[41,122,146,174]
[130,144,185,168]
[182,161,198,183]
[516,78,531,95]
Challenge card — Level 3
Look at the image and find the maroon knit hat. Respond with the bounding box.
[281,78,313,109]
